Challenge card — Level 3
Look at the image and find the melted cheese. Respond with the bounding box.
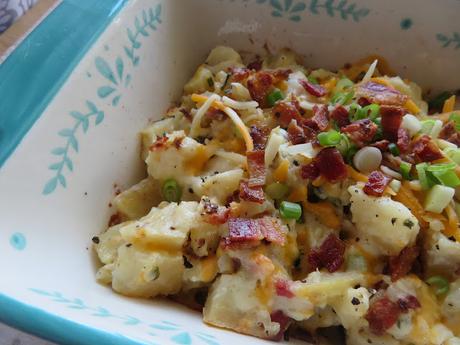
[200,256,218,282]
[303,201,341,230]
[273,159,290,182]
[184,145,210,175]
[443,95,456,113]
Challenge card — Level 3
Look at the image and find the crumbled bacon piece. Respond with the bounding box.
[440,121,460,147]
[270,311,292,341]
[372,139,390,151]
[306,105,329,131]
[358,97,371,107]
[149,135,168,151]
[206,107,226,121]
[247,150,266,187]
[275,279,295,298]
[108,213,123,227]
[222,218,264,248]
[329,105,350,128]
[308,234,345,272]
[247,58,263,71]
[250,125,270,150]
[299,79,327,97]
[229,67,251,82]
[380,105,405,141]
[300,162,320,180]
[204,209,230,225]
[397,295,421,312]
[365,297,401,335]
[356,82,408,106]
[412,135,443,162]
[247,70,290,107]
[274,101,304,128]
[288,120,308,144]
[222,217,287,249]
[316,148,348,182]
[341,119,378,146]
[239,180,265,203]
[258,217,287,245]
[397,128,410,153]
[388,246,420,281]
[363,171,391,197]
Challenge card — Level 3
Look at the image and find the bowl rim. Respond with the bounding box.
[0,0,134,343]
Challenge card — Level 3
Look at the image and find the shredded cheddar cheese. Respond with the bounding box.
[442,95,456,113]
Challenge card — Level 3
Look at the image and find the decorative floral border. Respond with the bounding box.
[29,289,220,345]
[436,32,460,49]
[42,4,162,195]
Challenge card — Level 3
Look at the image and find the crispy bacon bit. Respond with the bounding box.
[306,105,329,131]
[363,171,391,197]
[358,97,371,107]
[299,79,327,97]
[440,121,460,147]
[239,180,265,204]
[206,107,226,121]
[250,125,270,150]
[397,295,421,312]
[247,70,290,108]
[388,246,420,281]
[247,58,263,71]
[372,139,390,151]
[149,135,168,151]
[380,105,405,141]
[288,120,307,144]
[308,234,345,272]
[222,218,264,248]
[301,162,320,180]
[396,128,410,153]
[365,297,401,335]
[270,311,292,341]
[247,150,266,187]
[275,279,295,298]
[412,135,443,162]
[204,209,230,225]
[274,101,304,128]
[330,105,350,128]
[108,213,123,227]
[356,82,408,106]
[341,119,378,146]
[222,217,287,249]
[258,217,287,245]
[316,148,348,182]
[229,67,251,82]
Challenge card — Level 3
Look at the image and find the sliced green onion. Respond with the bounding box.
[426,162,457,172]
[449,113,460,131]
[420,119,436,135]
[317,130,342,147]
[334,78,354,93]
[400,162,412,180]
[428,91,453,112]
[331,91,354,105]
[346,254,368,272]
[266,182,289,200]
[162,178,182,202]
[444,147,460,165]
[388,143,400,156]
[416,163,433,190]
[307,75,319,84]
[349,103,362,120]
[362,104,380,120]
[431,170,460,187]
[426,276,450,295]
[424,185,455,213]
[345,145,358,164]
[336,134,351,156]
[280,201,302,220]
[266,89,284,107]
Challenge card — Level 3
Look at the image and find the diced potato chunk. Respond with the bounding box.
[94,221,131,264]
[140,117,177,160]
[112,245,184,297]
[184,66,213,94]
[113,178,162,220]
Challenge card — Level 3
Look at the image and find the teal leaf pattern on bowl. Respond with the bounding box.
[29,289,220,345]
[436,32,460,49]
[43,101,104,195]
[43,4,162,195]
[124,4,162,66]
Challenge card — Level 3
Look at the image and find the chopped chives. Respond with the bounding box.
[317,130,342,147]
[449,113,460,131]
[400,162,412,180]
[162,178,182,202]
[331,91,354,105]
[388,143,400,156]
[426,275,450,295]
[431,169,460,187]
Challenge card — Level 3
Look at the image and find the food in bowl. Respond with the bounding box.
[92,46,460,344]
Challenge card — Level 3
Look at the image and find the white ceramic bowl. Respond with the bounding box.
[1,0,460,344]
